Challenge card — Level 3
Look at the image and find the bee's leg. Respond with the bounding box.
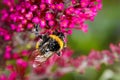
[63,43,67,48]
[56,51,61,56]
[37,35,43,39]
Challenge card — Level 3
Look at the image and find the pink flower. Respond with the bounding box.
[0,74,7,80]
[56,3,64,11]
[45,12,54,20]
[16,59,28,69]
[8,72,17,80]
[32,17,40,24]
[6,65,14,72]
[40,19,46,28]
[16,59,28,79]
[4,46,12,59]
[60,20,69,28]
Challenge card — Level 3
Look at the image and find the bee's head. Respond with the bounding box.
[53,31,64,40]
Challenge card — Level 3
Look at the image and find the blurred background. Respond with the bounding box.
[0,0,120,80]
[66,0,120,80]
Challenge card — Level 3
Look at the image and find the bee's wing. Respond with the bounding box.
[28,49,40,61]
[29,49,54,68]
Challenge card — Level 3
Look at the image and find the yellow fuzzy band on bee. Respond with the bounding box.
[49,35,64,50]
[36,41,40,49]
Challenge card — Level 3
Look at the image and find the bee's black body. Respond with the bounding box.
[37,31,65,56]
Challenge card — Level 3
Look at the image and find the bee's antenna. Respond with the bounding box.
[34,24,39,36]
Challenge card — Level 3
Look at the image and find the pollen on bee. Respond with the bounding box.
[36,41,40,49]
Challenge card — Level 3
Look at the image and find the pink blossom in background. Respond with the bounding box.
[0,40,120,80]
[0,74,7,80]
[0,50,30,80]
[28,44,120,79]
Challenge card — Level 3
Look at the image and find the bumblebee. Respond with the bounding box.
[29,24,66,67]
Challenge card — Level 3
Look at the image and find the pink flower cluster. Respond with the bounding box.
[0,50,29,80]
[0,28,11,41]
[1,0,102,34]
[29,43,120,79]
[0,42,120,80]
